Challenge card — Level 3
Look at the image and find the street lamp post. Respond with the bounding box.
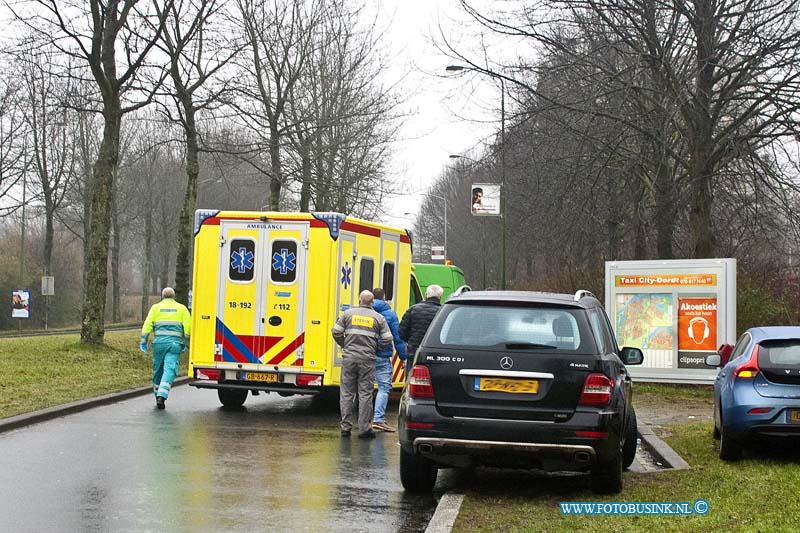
[446,64,507,289]
[420,192,447,262]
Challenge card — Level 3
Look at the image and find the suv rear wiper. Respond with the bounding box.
[504,342,557,350]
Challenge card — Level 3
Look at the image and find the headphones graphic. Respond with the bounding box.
[688,316,710,344]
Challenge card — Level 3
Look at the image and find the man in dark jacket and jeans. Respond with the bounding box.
[371,287,406,432]
[399,284,443,371]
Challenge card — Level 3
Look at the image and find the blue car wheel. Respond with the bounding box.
[719,410,743,461]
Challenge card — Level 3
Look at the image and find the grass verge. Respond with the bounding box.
[0,331,187,419]
[453,422,800,532]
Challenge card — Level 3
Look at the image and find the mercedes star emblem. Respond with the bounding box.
[500,356,513,370]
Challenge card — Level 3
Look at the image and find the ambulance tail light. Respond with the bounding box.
[196,368,221,380]
[296,374,323,387]
[409,365,434,398]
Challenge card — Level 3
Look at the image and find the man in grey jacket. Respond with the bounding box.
[332,290,393,438]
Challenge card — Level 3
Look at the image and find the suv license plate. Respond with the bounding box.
[476,377,539,394]
[789,410,800,423]
[245,372,278,383]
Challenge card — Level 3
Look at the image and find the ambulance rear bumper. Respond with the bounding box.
[190,365,326,396]
[190,380,321,395]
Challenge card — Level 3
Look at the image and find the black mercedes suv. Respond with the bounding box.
[398,290,643,494]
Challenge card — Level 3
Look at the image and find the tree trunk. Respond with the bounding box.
[174,103,199,306]
[43,194,54,323]
[689,0,717,258]
[654,164,675,259]
[80,118,94,297]
[299,138,312,211]
[80,100,121,344]
[141,205,152,320]
[160,250,169,294]
[111,190,121,323]
[268,121,282,210]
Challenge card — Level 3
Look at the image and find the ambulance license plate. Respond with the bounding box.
[789,410,800,423]
[245,372,278,383]
[475,377,539,394]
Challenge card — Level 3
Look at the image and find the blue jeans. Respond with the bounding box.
[372,357,393,423]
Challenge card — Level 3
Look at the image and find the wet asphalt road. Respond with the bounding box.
[0,386,441,532]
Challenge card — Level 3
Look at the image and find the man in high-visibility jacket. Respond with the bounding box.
[140,287,191,409]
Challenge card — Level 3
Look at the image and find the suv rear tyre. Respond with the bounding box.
[622,408,638,469]
[590,451,623,494]
[218,387,248,408]
[400,447,438,492]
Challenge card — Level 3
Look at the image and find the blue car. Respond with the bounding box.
[707,327,800,460]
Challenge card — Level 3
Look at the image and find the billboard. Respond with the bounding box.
[606,259,736,383]
[471,183,501,216]
[12,290,30,319]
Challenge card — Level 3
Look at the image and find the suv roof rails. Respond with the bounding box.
[574,289,597,302]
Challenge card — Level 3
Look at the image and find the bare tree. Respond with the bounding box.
[156,0,241,305]
[286,0,401,217]
[234,0,320,210]
[0,71,28,216]
[14,44,78,306]
[452,0,800,258]
[10,0,172,343]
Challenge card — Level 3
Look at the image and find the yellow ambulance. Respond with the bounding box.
[188,210,420,407]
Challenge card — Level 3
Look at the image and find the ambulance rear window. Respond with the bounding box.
[229,239,256,282]
[271,240,298,283]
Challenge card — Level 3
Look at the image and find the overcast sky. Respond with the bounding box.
[373,0,504,227]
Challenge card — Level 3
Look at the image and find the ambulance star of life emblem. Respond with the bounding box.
[231,247,254,274]
[341,262,352,289]
[272,249,297,275]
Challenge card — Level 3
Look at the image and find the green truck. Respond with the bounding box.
[412,263,470,303]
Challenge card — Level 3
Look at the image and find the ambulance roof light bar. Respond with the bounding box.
[194,209,220,234]
[312,212,347,241]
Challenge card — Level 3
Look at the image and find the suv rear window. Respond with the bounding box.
[433,304,594,353]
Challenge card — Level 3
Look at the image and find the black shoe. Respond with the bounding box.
[358,430,376,439]
[156,397,165,410]
[341,429,351,437]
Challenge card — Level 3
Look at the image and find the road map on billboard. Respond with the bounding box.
[615,294,674,368]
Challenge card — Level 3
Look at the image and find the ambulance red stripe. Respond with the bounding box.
[200,215,410,242]
[264,332,305,365]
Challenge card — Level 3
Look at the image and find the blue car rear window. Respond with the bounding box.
[759,339,800,366]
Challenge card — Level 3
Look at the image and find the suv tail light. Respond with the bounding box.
[579,373,614,406]
[734,345,760,379]
[408,365,434,398]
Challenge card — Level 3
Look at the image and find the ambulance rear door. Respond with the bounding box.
[333,231,357,368]
[216,219,308,366]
